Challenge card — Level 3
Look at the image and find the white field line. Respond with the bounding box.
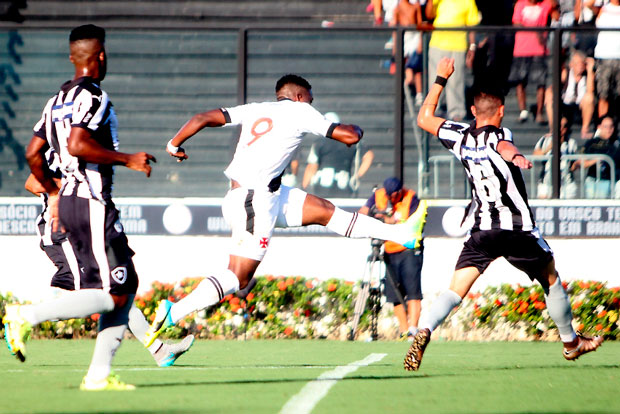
[4,364,340,373]
[279,353,387,414]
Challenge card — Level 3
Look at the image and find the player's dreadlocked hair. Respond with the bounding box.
[70,24,106,44]
[275,74,312,93]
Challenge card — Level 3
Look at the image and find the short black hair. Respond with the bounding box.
[69,24,105,43]
[275,74,312,93]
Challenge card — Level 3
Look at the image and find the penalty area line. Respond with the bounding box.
[279,353,387,414]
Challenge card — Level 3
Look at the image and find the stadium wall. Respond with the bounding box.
[2,198,619,303]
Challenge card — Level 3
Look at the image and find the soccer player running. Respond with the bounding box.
[143,74,426,345]
[3,25,156,390]
[23,153,194,369]
[404,57,603,372]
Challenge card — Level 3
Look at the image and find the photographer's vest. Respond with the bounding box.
[375,188,417,254]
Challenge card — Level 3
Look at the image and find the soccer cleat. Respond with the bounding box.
[398,332,414,342]
[2,305,32,362]
[402,200,428,249]
[404,328,431,371]
[143,299,174,348]
[154,334,195,367]
[563,334,603,361]
[80,373,136,391]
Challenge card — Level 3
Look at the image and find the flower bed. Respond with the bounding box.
[1,277,619,341]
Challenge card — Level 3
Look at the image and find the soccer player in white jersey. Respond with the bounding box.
[142,74,427,346]
[403,57,603,371]
[2,25,158,391]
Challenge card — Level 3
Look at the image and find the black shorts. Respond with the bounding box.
[38,217,77,290]
[455,229,554,284]
[59,195,138,295]
[383,249,423,304]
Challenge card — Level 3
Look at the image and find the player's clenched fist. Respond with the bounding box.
[436,57,455,79]
[127,152,157,177]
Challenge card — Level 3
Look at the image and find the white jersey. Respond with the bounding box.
[221,100,335,190]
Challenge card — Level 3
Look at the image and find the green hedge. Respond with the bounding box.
[1,277,619,340]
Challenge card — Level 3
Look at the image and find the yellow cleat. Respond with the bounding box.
[80,373,136,391]
[143,299,174,348]
[2,305,32,362]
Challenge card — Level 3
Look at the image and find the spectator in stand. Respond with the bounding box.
[472,0,515,96]
[369,0,399,26]
[572,116,620,198]
[594,0,620,120]
[425,0,480,121]
[391,0,424,106]
[574,0,600,57]
[533,116,579,198]
[281,147,301,187]
[544,51,596,138]
[510,0,554,125]
[302,112,375,198]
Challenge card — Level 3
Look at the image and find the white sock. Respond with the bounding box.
[20,289,115,325]
[326,207,406,243]
[421,290,462,332]
[545,277,577,343]
[85,297,132,382]
[169,270,240,323]
[127,304,163,354]
[85,324,126,382]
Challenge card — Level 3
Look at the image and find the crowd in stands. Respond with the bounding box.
[369,0,620,198]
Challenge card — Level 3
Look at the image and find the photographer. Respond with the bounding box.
[359,177,427,340]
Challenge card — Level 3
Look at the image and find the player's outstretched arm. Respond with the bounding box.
[497,140,533,169]
[67,126,156,177]
[330,124,363,146]
[417,57,454,136]
[167,109,227,162]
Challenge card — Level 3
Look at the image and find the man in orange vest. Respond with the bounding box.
[359,177,428,340]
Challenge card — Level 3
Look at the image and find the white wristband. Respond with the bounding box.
[167,139,179,153]
[469,43,476,52]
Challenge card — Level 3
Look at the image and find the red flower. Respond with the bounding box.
[305,281,314,289]
[529,292,539,302]
[595,323,603,331]
[284,326,294,336]
[534,301,546,310]
[196,324,204,331]
[266,275,275,281]
[229,297,240,306]
[577,323,585,331]
[502,310,509,317]
[562,281,569,290]
[286,277,295,286]
[327,283,337,292]
[345,281,354,286]
[278,281,287,291]
[572,301,582,310]
[230,303,241,313]
[91,313,100,321]
[294,309,300,317]
[518,302,529,314]
[305,309,311,317]
[246,292,255,301]
[494,299,503,307]
[514,286,525,295]
[597,310,607,319]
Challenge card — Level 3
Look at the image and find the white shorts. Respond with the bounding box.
[222,185,307,260]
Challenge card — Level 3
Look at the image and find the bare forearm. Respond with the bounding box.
[171,110,226,147]
[68,134,131,166]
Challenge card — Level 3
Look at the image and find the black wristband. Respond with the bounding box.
[511,153,524,161]
[435,76,448,87]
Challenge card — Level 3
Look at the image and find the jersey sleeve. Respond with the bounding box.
[33,99,52,140]
[437,120,471,152]
[71,88,105,131]
[221,103,249,126]
[297,104,336,137]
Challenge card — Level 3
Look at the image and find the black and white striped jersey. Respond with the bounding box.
[33,76,118,202]
[437,120,535,231]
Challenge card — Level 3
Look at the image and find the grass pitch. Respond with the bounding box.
[0,339,618,414]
